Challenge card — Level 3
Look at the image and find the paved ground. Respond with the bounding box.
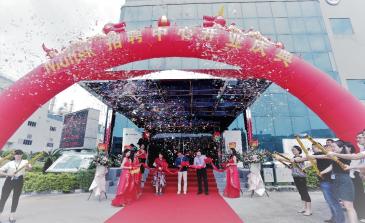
[224,191,332,223]
[0,191,333,223]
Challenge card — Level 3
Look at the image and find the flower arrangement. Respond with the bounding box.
[242,149,271,164]
[91,152,112,167]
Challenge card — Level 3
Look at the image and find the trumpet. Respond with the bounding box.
[295,136,322,178]
[304,134,348,171]
[272,152,306,174]
[271,153,292,169]
[13,152,44,176]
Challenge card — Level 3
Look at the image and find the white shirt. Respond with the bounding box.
[0,160,29,177]
[194,155,206,168]
[349,151,365,178]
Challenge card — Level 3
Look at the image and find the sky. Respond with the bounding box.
[0,0,125,120]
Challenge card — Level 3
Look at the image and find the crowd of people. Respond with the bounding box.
[106,138,241,207]
[85,129,365,223]
[275,130,365,223]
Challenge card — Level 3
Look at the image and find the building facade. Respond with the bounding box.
[1,73,63,153]
[118,0,362,151]
[319,0,365,104]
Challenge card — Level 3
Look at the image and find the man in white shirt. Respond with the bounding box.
[0,150,31,223]
[193,150,209,195]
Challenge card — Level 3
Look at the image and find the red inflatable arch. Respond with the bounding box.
[1,24,365,150]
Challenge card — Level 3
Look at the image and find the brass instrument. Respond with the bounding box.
[13,152,44,175]
[295,136,322,178]
[272,152,306,173]
[271,153,292,169]
[305,135,348,171]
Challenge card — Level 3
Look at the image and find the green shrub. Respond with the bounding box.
[24,172,79,193]
[75,169,96,191]
[30,162,44,173]
[306,167,320,189]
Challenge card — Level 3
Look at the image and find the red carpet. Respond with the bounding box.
[105,169,243,223]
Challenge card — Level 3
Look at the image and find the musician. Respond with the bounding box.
[0,150,32,223]
[275,146,312,215]
[290,146,312,216]
[294,144,345,223]
[317,141,358,223]
[327,134,365,222]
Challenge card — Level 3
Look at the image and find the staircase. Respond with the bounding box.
[107,167,251,195]
[144,168,219,194]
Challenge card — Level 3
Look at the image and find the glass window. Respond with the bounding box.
[347,79,365,100]
[165,58,182,69]
[300,1,320,17]
[196,4,212,18]
[253,116,275,135]
[266,34,277,42]
[273,117,293,136]
[168,5,182,20]
[182,4,198,19]
[251,95,272,116]
[152,5,168,20]
[313,53,332,71]
[305,18,325,34]
[23,139,32,145]
[267,84,286,93]
[212,4,227,17]
[227,3,243,19]
[124,7,139,21]
[242,3,257,18]
[309,115,328,130]
[286,2,302,17]
[256,2,272,17]
[138,6,152,21]
[259,18,275,34]
[287,96,308,116]
[271,2,287,17]
[126,21,151,31]
[300,53,315,66]
[293,35,310,52]
[182,58,199,69]
[330,18,354,35]
[290,18,306,34]
[178,19,200,27]
[132,59,149,70]
[244,18,259,30]
[270,94,290,116]
[275,18,290,34]
[277,35,295,52]
[308,35,327,52]
[27,121,37,127]
[327,71,341,82]
[292,117,311,134]
[149,58,165,70]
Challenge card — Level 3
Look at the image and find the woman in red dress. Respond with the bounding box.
[132,154,142,197]
[223,152,241,198]
[112,149,139,206]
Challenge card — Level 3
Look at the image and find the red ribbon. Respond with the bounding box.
[140,157,228,174]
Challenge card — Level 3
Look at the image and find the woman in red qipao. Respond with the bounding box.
[223,151,241,198]
[112,149,139,207]
[132,153,142,197]
[152,153,167,195]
